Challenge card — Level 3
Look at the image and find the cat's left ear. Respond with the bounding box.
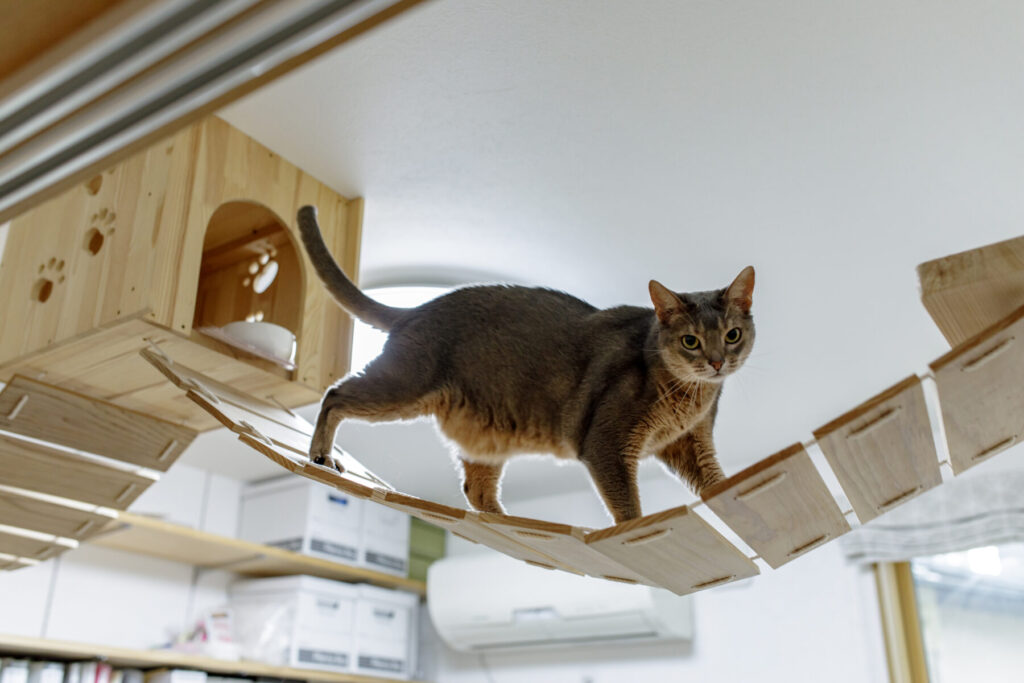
[726,266,755,313]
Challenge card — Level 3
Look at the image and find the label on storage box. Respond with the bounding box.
[311,538,358,561]
[267,537,303,552]
[357,656,404,674]
[365,551,406,573]
[298,649,349,668]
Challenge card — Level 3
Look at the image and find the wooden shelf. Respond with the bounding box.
[0,633,427,683]
[92,512,426,597]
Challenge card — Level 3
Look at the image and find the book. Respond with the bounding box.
[142,671,207,683]
[0,660,29,683]
[27,663,64,683]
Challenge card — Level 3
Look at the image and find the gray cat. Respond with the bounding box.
[297,206,755,522]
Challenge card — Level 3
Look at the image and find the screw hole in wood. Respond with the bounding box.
[602,575,638,584]
[621,528,671,546]
[420,511,459,525]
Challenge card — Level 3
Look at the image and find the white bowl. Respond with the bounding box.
[222,321,296,362]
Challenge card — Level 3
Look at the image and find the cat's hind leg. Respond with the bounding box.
[459,459,506,514]
[310,364,434,469]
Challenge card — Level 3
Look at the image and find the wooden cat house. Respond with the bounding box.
[0,116,362,430]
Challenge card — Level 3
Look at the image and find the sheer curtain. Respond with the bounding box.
[840,461,1024,564]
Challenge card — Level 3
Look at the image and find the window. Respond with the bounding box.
[349,286,452,373]
[912,544,1024,682]
[877,543,1024,683]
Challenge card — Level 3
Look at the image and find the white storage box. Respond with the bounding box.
[229,575,358,673]
[229,576,419,680]
[240,475,411,576]
[361,501,411,577]
[353,584,420,680]
[239,476,364,564]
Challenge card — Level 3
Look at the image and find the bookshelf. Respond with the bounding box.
[0,633,428,683]
[91,512,426,597]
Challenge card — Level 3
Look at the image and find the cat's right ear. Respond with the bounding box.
[649,280,684,324]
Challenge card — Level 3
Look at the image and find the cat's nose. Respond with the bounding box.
[710,360,723,371]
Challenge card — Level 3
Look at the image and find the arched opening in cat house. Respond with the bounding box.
[192,201,304,370]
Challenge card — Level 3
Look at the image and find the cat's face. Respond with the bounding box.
[649,267,755,383]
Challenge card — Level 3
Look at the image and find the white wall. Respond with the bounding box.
[0,465,242,647]
[424,484,889,683]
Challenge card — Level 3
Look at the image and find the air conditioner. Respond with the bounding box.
[427,551,694,652]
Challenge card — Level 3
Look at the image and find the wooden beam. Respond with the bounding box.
[0,0,431,225]
[0,0,138,89]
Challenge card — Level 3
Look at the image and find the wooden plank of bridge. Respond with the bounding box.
[703,443,850,568]
[931,305,1024,474]
[814,376,941,523]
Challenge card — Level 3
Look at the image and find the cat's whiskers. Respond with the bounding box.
[656,377,693,406]
[658,379,686,403]
[656,373,719,409]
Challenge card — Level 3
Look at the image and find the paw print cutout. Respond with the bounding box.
[85,207,116,256]
[32,257,66,303]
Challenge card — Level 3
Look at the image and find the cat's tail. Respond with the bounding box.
[296,205,404,331]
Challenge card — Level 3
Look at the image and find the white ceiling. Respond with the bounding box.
[198,0,1024,514]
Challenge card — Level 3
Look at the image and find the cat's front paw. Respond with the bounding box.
[697,467,725,494]
[311,451,345,473]
[309,438,343,472]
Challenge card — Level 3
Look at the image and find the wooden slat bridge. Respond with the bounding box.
[131,285,1024,595]
[3,236,1023,595]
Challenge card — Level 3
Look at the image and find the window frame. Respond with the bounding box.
[874,562,929,683]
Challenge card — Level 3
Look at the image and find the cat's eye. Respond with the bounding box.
[681,335,700,350]
[725,327,742,344]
